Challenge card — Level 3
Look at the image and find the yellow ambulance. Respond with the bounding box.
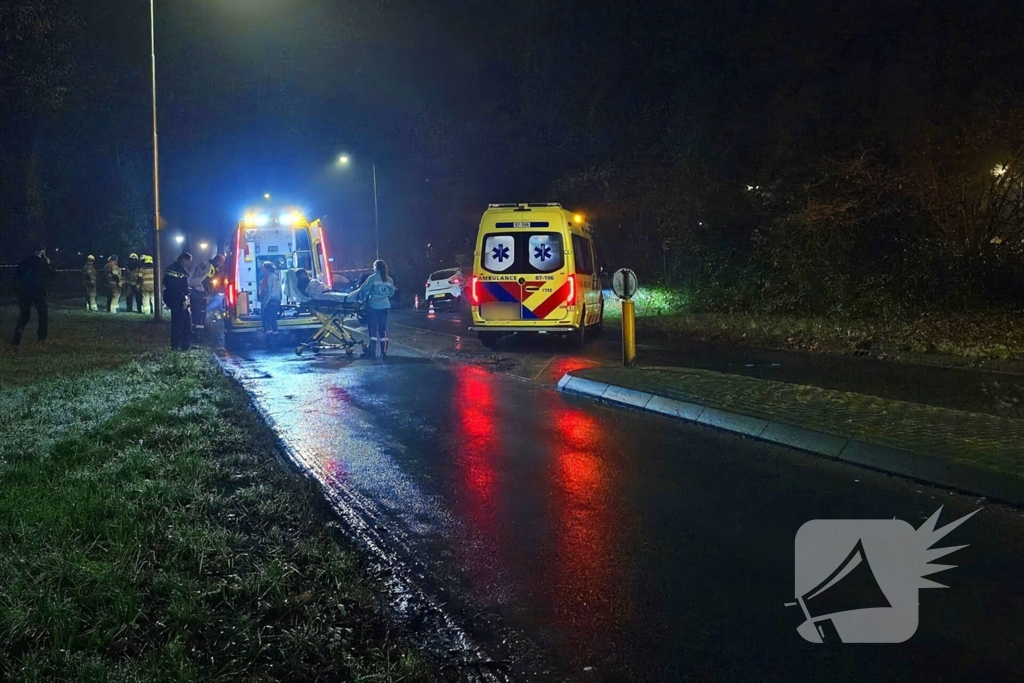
[223,209,334,348]
[469,203,603,347]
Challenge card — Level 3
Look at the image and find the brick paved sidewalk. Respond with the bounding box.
[576,366,1024,480]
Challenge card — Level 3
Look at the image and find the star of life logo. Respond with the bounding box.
[788,507,977,643]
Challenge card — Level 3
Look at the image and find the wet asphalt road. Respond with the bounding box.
[221,317,1024,681]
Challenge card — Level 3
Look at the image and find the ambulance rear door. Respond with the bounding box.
[477,222,571,323]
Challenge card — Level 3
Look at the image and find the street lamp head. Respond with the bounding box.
[199,242,209,250]
[992,164,1009,177]
[264,192,271,199]
[338,155,350,165]
[174,235,184,244]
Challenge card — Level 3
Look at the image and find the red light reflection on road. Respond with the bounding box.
[451,365,502,589]
[322,454,348,483]
[547,397,628,640]
[547,357,600,384]
[327,385,353,404]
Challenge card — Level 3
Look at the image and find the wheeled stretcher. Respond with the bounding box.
[294,298,368,357]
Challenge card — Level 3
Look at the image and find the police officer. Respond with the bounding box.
[104,255,122,312]
[138,254,156,314]
[12,245,55,346]
[83,255,98,311]
[188,253,225,336]
[123,253,139,313]
[163,252,193,350]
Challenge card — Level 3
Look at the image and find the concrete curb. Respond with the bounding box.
[557,372,1024,507]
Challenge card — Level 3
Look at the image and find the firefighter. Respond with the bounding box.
[123,253,139,312]
[104,255,122,312]
[164,252,193,350]
[83,255,98,311]
[12,245,55,347]
[188,253,225,337]
[131,255,145,313]
[138,254,156,314]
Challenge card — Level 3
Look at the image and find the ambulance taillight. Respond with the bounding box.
[320,233,333,289]
[470,276,480,306]
[232,228,242,310]
[566,274,577,306]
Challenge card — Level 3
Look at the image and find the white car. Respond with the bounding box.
[425,267,465,307]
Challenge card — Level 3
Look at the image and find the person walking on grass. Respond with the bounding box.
[163,252,193,351]
[12,245,55,347]
[353,259,396,359]
[82,255,98,311]
[258,261,282,347]
[104,255,122,312]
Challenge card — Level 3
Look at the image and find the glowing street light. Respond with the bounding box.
[174,235,184,245]
[199,242,209,250]
[993,164,1009,177]
[264,192,271,199]
[336,153,381,259]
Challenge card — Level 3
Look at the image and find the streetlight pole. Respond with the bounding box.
[338,155,380,261]
[149,0,163,321]
[372,163,379,260]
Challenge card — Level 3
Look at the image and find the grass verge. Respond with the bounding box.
[577,366,1024,478]
[0,307,434,682]
[602,288,1024,361]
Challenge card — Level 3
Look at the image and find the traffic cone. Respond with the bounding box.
[428,300,435,318]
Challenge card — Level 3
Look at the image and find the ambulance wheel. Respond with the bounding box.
[592,308,604,337]
[478,331,500,349]
[573,308,587,348]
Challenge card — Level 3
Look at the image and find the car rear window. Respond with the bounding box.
[482,232,564,274]
[430,269,459,281]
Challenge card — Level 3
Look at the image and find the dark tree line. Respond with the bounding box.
[1,0,153,265]
[4,0,1023,319]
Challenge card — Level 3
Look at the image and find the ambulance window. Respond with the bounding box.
[294,229,313,272]
[316,241,327,275]
[483,234,515,273]
[528,233,564,272]
[572,235,595,275]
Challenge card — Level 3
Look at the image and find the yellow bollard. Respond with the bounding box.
[622,298,636,366]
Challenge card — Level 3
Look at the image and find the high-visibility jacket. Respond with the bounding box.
[83,263,97,291]
[188,261,217,293]
[138,264,156,293]
[104,261,122,290]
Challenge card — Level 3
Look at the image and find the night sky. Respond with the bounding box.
[9,0,1024,265]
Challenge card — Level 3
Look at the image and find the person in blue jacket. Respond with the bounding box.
[353,259,396,358]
